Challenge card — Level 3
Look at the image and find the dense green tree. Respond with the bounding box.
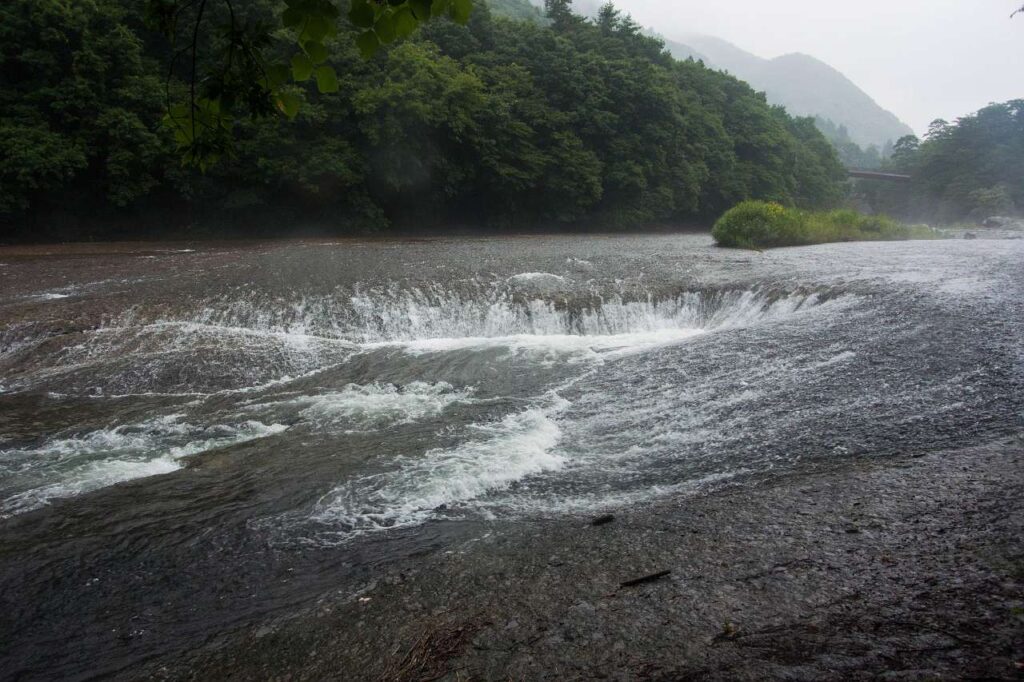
[544,0,579,32]
[861,100,1024,222]
[145,0,474,167]
[0,0,168,219]
[0,0,849,239]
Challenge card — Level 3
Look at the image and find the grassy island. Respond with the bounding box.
[712,201,937,249]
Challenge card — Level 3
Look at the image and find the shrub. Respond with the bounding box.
[712,201,937,249]
[710,201,807,248]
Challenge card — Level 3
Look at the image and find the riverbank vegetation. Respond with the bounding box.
[0,0,846,240]
[712,201,936,249]
[858,100,1023,224]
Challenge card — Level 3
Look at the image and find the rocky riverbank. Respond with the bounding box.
[143,435,1024,680]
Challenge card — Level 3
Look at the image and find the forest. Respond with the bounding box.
[0,0,848,239]
[859,101,1024,224]
[2,0,1019,240]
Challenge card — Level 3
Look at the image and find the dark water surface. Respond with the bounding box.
[0,235,1021,678]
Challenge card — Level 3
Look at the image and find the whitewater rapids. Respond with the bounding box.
[1,234,1021,678]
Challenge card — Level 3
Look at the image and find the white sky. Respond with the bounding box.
[605,0,1024,135]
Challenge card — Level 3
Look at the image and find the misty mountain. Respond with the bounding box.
[660,35,914,149]
[488,1,913,149]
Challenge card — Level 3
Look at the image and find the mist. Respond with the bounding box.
[586,0,1024,135]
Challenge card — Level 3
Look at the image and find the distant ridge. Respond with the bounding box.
[489,1,913,149]
[664,34,913,149]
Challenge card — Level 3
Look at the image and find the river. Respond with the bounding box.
[0,234,1021,678]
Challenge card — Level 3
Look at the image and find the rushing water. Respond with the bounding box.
[1,234,1022,677]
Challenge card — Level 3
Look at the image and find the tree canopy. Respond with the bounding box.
[860,100,1024,222]
[146,0,473,168]
[0,0,847,239]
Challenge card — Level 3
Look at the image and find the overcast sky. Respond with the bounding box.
[602,0,1023,135]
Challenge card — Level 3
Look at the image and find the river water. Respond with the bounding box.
[0,234,1021,677]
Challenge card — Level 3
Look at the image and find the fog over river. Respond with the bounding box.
[0,234,1021,678]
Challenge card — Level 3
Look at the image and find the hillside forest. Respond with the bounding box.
[859,101,1024,224]
[0,0,1019,240]
[0,0,849,239]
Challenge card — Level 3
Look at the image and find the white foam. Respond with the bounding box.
[1,457,183,517]
[312,395,569,533]
[260,382,475,431]
[507,272,566,283]
[808,350,856,369]
[27,292,72,301]
[370,328,706,358]
[0,417,287,516]
[565,257,594,272]
[11,288,836,392]
[348,289,834,358]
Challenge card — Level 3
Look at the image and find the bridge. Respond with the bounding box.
[847,169,912,182]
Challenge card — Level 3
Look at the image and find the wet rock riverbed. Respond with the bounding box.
[143,436,1024,680]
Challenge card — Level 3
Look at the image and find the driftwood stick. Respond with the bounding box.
[619,570,671,587]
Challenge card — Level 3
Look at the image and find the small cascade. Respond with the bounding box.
[0,276,847,518]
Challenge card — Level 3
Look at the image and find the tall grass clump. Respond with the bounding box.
[712,201,937,249]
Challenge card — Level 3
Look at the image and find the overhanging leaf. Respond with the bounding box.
[374,14,396,44]
[393,7,418,38]
[356,30,379,59]
[348,0,375,28]
[303,15,331,42]
[291,53,314,81]
[410,0,432,20]
[315,65,339,93]
[304,40,328,64]
[275,91,301,119]
[431,0,450,18]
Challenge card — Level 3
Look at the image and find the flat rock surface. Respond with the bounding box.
[144,436,1024,681]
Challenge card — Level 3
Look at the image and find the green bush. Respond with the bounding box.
[712,200,936,249]
[710,201,805,248]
